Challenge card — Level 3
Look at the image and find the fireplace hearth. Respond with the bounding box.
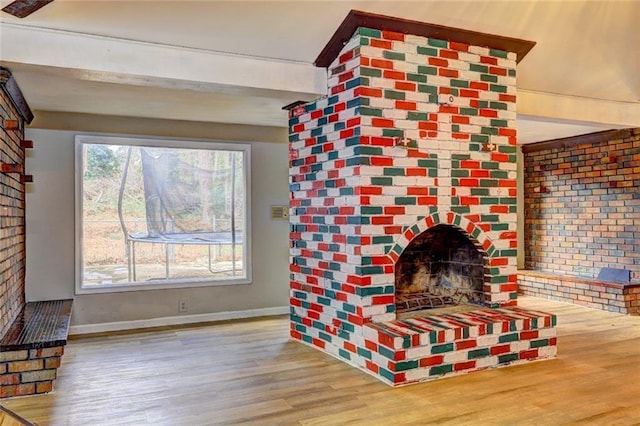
[287,10,557,386]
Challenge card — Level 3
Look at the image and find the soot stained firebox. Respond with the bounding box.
[395,225,484,313]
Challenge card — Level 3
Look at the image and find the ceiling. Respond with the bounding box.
[1,0,638,144]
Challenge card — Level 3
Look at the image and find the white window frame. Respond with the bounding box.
[75,135,252,294]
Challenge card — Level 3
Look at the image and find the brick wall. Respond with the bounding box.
[523,129,640,281]
[0,82,26,337]
[0,347,64,397]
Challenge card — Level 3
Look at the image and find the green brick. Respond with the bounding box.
[407,112,430,121]
[382,129,404,138]
[428,38,448,48]
[360,107,383,117]
[490,48,509,59]
[490,275,509,284]
[428,169,438,177]
[432,343,454,354]
[490,84,508,93]
[395,197,417,205]
[498,333,520,343]
[481,74,498,83]
[490,101,508,110]
[407,73,428,83]
[430,364,453,376]
[383,167,405,176]
[359,28,381,38]
[452,124,460,132]
[501,197,517,205]
[451,79,469,88]
[471,134,489,143]
[490,171,509,179]
[470,64,488,73]
[370,177,393,186]
[379,367,396,382]
[451,206,470,214]
[384,90,405,100]
[361,67,382,78]
[360,37,370,46]
[383,50,405,61]
[417,46,438,56]
[418,84,438,94]
[491,119,509,127]
[480,197,499,204]
[481,127,499,135]
[417,65,438,75]
[481,161,499,170]
[451,170,469,178]
[394,360,419,371]
[418,159,438,168]
[338,349,352,360]
[508,69,516,77]
[498,353,519,363]
[318,332,332,342]
[372,235,394,244]
[471,188,489,196]
[468,348,491,359]
[356,146,383,156]
[500,249,518,257]
[460,108,478,116]
[378,345,396,360]
[362,206,383,214]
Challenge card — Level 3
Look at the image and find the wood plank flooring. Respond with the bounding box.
[2,297,639,425]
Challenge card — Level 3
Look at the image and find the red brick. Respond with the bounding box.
[8,359,43,373]
[454,360,477,371]
[419,355,444,367]
[371,58,394,69]
[370,39,392,49]
[382,30,404,41]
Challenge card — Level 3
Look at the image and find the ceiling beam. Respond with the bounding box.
[517,89,640,129]
[0,23,327,101]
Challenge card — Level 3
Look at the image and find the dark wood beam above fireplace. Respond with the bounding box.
[315,10,536,67]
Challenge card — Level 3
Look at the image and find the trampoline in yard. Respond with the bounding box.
[117,146,244,282]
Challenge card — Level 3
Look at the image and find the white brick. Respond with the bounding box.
[406,345,433,359]
[404,34,429,46]
[359,45,384,58]
[426,75,451,87]
[369,77,396,89]
[469,45,490,56]
[458,52,481,64]
[476,334,499,346]
[382,109,409,119]
[382,186,410,196]
[444,350,469,363]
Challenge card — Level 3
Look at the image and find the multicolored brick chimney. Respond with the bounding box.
[288,10,557,386]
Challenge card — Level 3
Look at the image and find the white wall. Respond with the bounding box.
[25,120,290,327]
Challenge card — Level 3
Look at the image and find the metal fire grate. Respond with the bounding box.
[396,289,485,313]
[396,292,455,312]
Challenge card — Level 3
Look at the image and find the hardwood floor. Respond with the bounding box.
[2,297,639,425]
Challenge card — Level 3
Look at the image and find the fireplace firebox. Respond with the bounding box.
[395,225,484,314]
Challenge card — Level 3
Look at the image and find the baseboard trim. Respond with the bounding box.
[69,306,289,336]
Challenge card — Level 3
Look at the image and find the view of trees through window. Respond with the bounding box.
[77,137,249,291]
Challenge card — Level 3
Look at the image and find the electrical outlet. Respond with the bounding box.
[178,299,188,313]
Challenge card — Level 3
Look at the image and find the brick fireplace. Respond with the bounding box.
[288,11,557,386]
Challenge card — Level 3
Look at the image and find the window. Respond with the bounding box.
[75,135,251,294]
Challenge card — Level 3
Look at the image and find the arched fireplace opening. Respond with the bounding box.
[395,224,485,315]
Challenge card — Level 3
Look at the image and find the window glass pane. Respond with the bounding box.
[78,138,249,291]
